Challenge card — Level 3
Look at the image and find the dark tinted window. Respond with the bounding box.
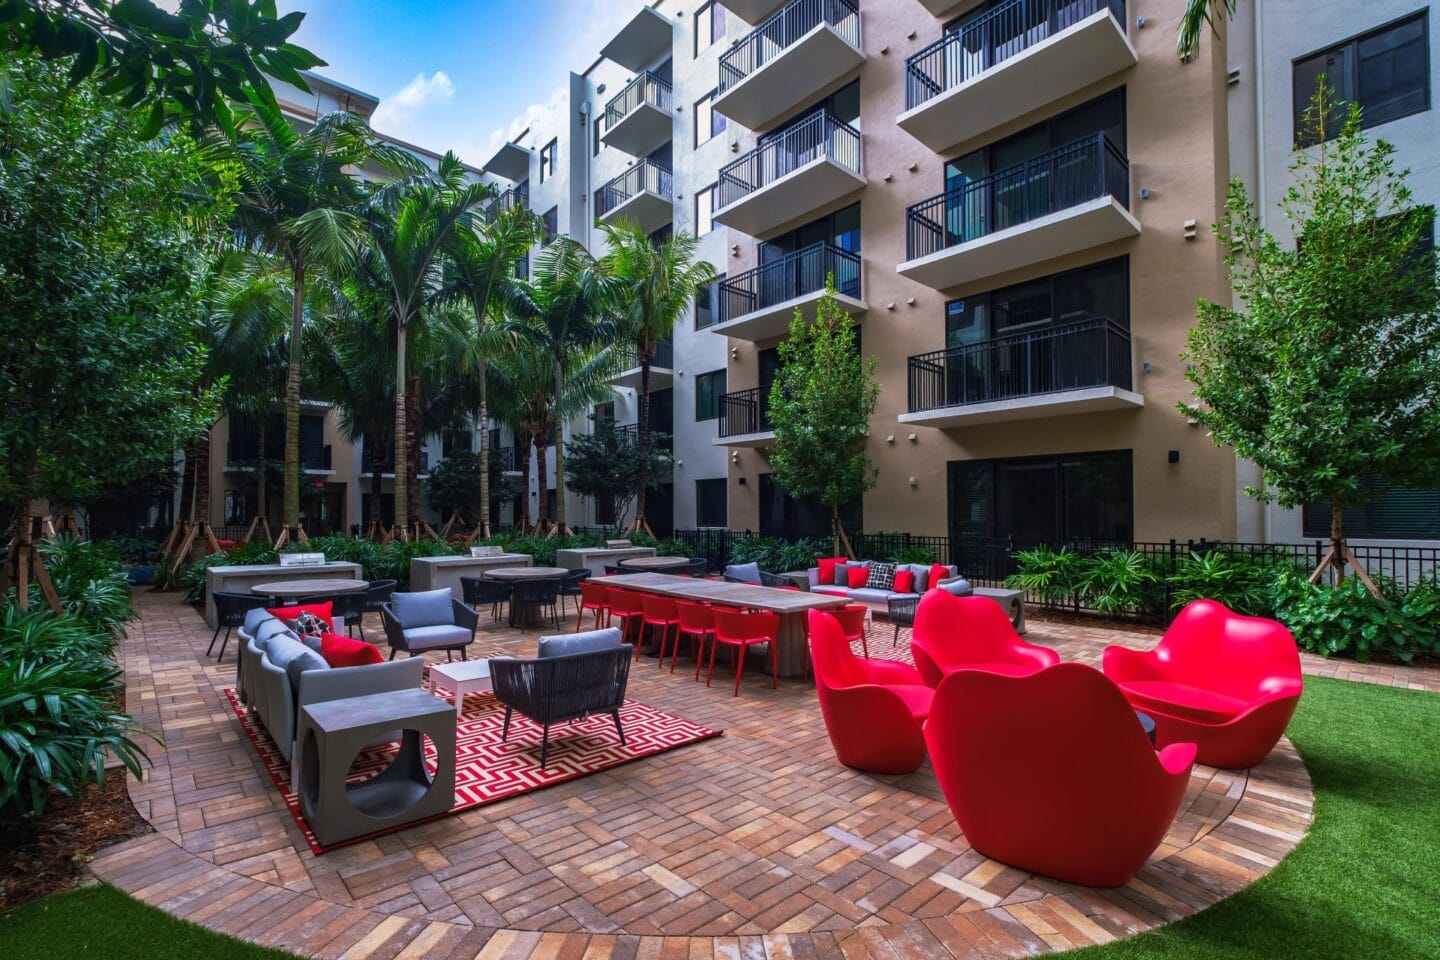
[695,369,726,420]
[1294,13,1429,145]
[948,450,1133,546]
[696,478,727,527]
[946,257,1129,345]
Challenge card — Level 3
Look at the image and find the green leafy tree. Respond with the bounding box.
[766,283,879,557]
[424,452,518,530]
[566,419,673,532]
[0,62,227,608]
[1178,0,1237,63]
[1183,94,1440,591]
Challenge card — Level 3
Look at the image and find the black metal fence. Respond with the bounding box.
[717,386,772,438]
[598,159,673,217]
[718,0,861,94]
[905,0,1126,108]
[603,70,673,132]
[717,111,861,209]
[719,241,861,323]
[905,131,1129,260]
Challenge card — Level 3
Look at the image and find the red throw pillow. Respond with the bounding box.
[816,556,846,584]
[319,631,383,668]
[893,569,915,593]
[266,602,335,630]
[928,564,951,589]
[847,565,869,588]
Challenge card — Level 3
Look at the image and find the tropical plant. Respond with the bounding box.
[1078,550,1164,618]
[37,536,134,633]
[1005,546,1087,608]
[1271,570,1436,663]
[729,536,822,574]
[424,452,518,531]
[565,419,672,531]
[1167,549,1291,616]
[1178,0,1236,63]
[1184,93,1440,592]
[767,282,879,557]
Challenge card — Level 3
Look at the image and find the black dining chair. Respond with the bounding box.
[674,558,710,578]
[604,564,626,576]
[510,577,562,632]
[331,590,369,640]
[759,571,793,589]
[461,576,511,623]
[210,591,272,661]
[559,568,590,617]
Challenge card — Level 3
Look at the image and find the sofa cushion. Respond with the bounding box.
[267,602,334,630]
[319,631,384,668]
[254,618,295,650]
[846,565,869,588]
[812,585,850,598]
[725,562,761,584]
[538,627,623,659]
[401,624,474,651]
[244,608,277,635]
[807,568,821,589]
[866,562,896,590]
[904,564,929,591]
[391,589,454,628]
[848,587,899,605]
[1119,680,1251,725]
[928,565,952,591]
[816,557,846,585]
[893,569,915,593]
[265,633,329,688]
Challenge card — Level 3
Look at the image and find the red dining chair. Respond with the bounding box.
[833,604,870,660]
[675,600,717,677]
[606,587,646,643]
[708,608,781,697]
[576,580,610,632]
[640,594,681,665]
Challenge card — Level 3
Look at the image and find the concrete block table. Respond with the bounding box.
[972,586,1027,634]
[295,689,455,849]
[204,562,362,628]
[555,546,656,573]
[409,553,532,601]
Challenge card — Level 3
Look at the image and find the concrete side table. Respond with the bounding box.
[295,689,455,848]
[971,586,1027,634]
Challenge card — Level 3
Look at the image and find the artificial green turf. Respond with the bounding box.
[1,677,1436,960]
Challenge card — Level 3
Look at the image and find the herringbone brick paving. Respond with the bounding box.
[92,589,1434,958]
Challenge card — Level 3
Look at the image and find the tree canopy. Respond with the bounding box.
[566,419,672,532]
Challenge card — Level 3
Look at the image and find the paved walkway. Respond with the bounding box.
[89,591,1437,959]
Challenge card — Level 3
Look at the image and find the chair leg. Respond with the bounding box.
[447,650,454,662]
[705,640,719,687]
[694,635,708,681]
[207,625,222,657]
[501,706,513,740]
[388,649,397,661]
[611,710,626,745]
[733,644,746,697]
[539,724,550,768]
[860,630,869,660]
[217,626,233,662]
[771,640,779,690]
[461,646,468,661]
[893,623,900,647]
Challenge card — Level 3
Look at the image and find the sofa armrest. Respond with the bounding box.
[1157,741,1198,777]
[380,605,406,651]
[490,657,538,716]
[936,576,972,596]
[256,657,296,760]
[451,598,479,633]
[296,657,425,709]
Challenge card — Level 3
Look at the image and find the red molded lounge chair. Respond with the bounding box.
[807,609,932,774]
[925,663,1196,887]
[1103,599,1302,768]
[910,589,1059,688]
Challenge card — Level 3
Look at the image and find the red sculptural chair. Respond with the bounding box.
[926,663,1196,887]
[807,609,933,775]
[1103,599,1303,768]
[910,589,1060,688]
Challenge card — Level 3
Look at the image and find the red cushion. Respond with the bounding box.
[893,569,915,593]
[1119,680,1251,724]
[817,557,846,584]
[266,602,334,630]
[888,684,935,723]
[319,631,383,668]
[928,564,951,589]
[847,565,869,588]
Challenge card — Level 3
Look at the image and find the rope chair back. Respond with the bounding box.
[461,576,510,606]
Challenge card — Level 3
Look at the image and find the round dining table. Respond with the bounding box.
[250,578,369,601]
[617,556,690,571]
[482,566,568,581]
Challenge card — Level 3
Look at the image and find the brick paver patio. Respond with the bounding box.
[89,589,1434,959]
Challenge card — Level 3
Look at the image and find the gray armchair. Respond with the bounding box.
[381,588,479,660]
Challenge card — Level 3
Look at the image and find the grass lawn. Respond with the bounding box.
[1,676,1436,960]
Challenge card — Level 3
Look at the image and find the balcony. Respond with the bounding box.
[714,242,865,342]
[227,437,332,473]
[900,316,1142,427]
[480,141,530,181]
[715,386,775,446]
[610,340,674,393]
[596,160,673,234]
[713,112,864,237]
[714,0,865,131]
[899,0,1134,155]
[727,0,788,25]
[480,186,527,223]
[599,6,674,72]
[914,0,967,15]
[602,71,674,157]
[898,132,1137,290]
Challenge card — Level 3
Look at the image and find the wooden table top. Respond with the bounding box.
[617,556,691,569]
[484,566,566,580]
[250,578,369,597]
[597,573,848,614]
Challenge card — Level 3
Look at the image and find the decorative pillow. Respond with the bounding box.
[833,562,852,586]
[907,564,930,592]
[264,633,329,687]
[928,564,952,589]
[538,627,623,659]
[253,619,293,652]
[291,610,328,637]
[243,608,276,635]
[319,631,384,668]
[724,562,762,584]
[846,565,869,588]
[866,562,897,590]
[893,569,915,593]
[266,602,334,631]
[816,557,846,585]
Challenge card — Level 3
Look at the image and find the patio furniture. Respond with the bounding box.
[639,594,681,665]
[618,556,691,572]
[250,578,368,603]
[1103,599,1303,768]
[759,570,797,589]
[209,591,271,661]
[295,688,456,848]
[605,587,646,642]
[461,576,510,622]
[674,600,716,677]
[886,594,918,646]
[708,608,780,696]
[509,577,562,632]
[330,590,369,640]
[971,586,1027,633]
[559,568,590,616]
[362,579,398,632]
[672,558,711,578]
[924,663,1196,887]
[490,628,633,767]
[833,603,870,660]
[428,657,493,719]
[575,580,610,631]
[807,560,966,613]
[604,564,626,576]
[911,590,1059,688]
[807,609,932,774]
[381,589,479,660]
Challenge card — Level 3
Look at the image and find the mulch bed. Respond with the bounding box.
[0,774,152,912]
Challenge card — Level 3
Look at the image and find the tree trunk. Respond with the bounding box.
[178,439,198,525]
[553,357,566,533]
[515,432,531,529]
[254,416,268,526]
[535,431,550,529]
[1330,498,1346,583]
[283,259,304,536]
[392,324,409,540]
[634,347,651,530]
[368,441,385,537]
[191,424,213,559]
[407,374,421,535]
[12,496,33,610]
[478,367,490,536]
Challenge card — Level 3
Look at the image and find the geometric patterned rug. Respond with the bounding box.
[223,688,722,854]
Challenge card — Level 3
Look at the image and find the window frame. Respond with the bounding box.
[694,89,726,147]
[540,206,558,246]
[694,368,727,421]
[695,182,717,236]
[539,138,558,182]
[695,477,728,528]
[694,1,726,58]
[1292,11,1431,146]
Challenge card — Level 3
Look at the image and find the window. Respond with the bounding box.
[442,431,472,458]
[695,369,726,420]
[593,401,615,425]
[695,275,723,329]
[592,118,602,156]
[541,206,558,245]
[694,1,726,57]
[944,257,1130,346]
[945,88,1125,192]
[223,490,249,526]
[649,223,672,247]
[760,474,861,539]
[515,254,529,281]
[694,90,726,147]
[539,138,557,182]
[515,178,529,210]
[947,451,1134,552]
[696,478,727,527]
[1294,13,1429,145]
[1304,475,1440,539]
[695,183,716,236]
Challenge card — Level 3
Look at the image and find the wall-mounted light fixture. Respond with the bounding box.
[1168,450,1180,464]
[885,435,895,444]
[908,433,918,442]
[908,476,918,487]
[1142,360,1153,374]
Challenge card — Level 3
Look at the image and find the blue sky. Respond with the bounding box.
[278,0,644,164]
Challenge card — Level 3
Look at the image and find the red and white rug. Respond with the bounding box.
[224,688,722,854]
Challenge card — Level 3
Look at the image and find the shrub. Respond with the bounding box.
[1271,571,1432,662]
[729,536,821,574]
[1078,550,1165,618]
[655,538,690,558]
[1005,546,1086,608]
[38,536,134,632]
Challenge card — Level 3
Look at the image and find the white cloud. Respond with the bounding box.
[371,71,456,139]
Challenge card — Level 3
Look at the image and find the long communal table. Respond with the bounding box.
[596,573,848,678]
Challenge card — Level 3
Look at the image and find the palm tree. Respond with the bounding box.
[1178,0,1235,63]
[361,152,496,538]
[601,223,716,533]
[214,103,416,545]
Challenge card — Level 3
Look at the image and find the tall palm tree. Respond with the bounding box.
[361,152,496,538]
[214,103,416,545]
[1178,0,1235,63]
[520,237,618,532]
[601,223,716,532]
[443,204,539,536]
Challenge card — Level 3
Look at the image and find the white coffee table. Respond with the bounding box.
[427,659,492,719]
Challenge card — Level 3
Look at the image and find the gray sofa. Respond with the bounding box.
[807,561,972,609]
[237,608,424,761]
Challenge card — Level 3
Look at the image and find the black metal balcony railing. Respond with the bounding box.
[905,132,1129,261]
[905,0,1125,109]
[360,445,428,475]
[718,386,773,438]
[604,71,673,133]
[228,437,332,471]
[719,242,860,323]
[480,186,527,222]
[597,159,674,218]
[906,316,1132,412]
[717,111,861,210]
[719,0,861,94]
